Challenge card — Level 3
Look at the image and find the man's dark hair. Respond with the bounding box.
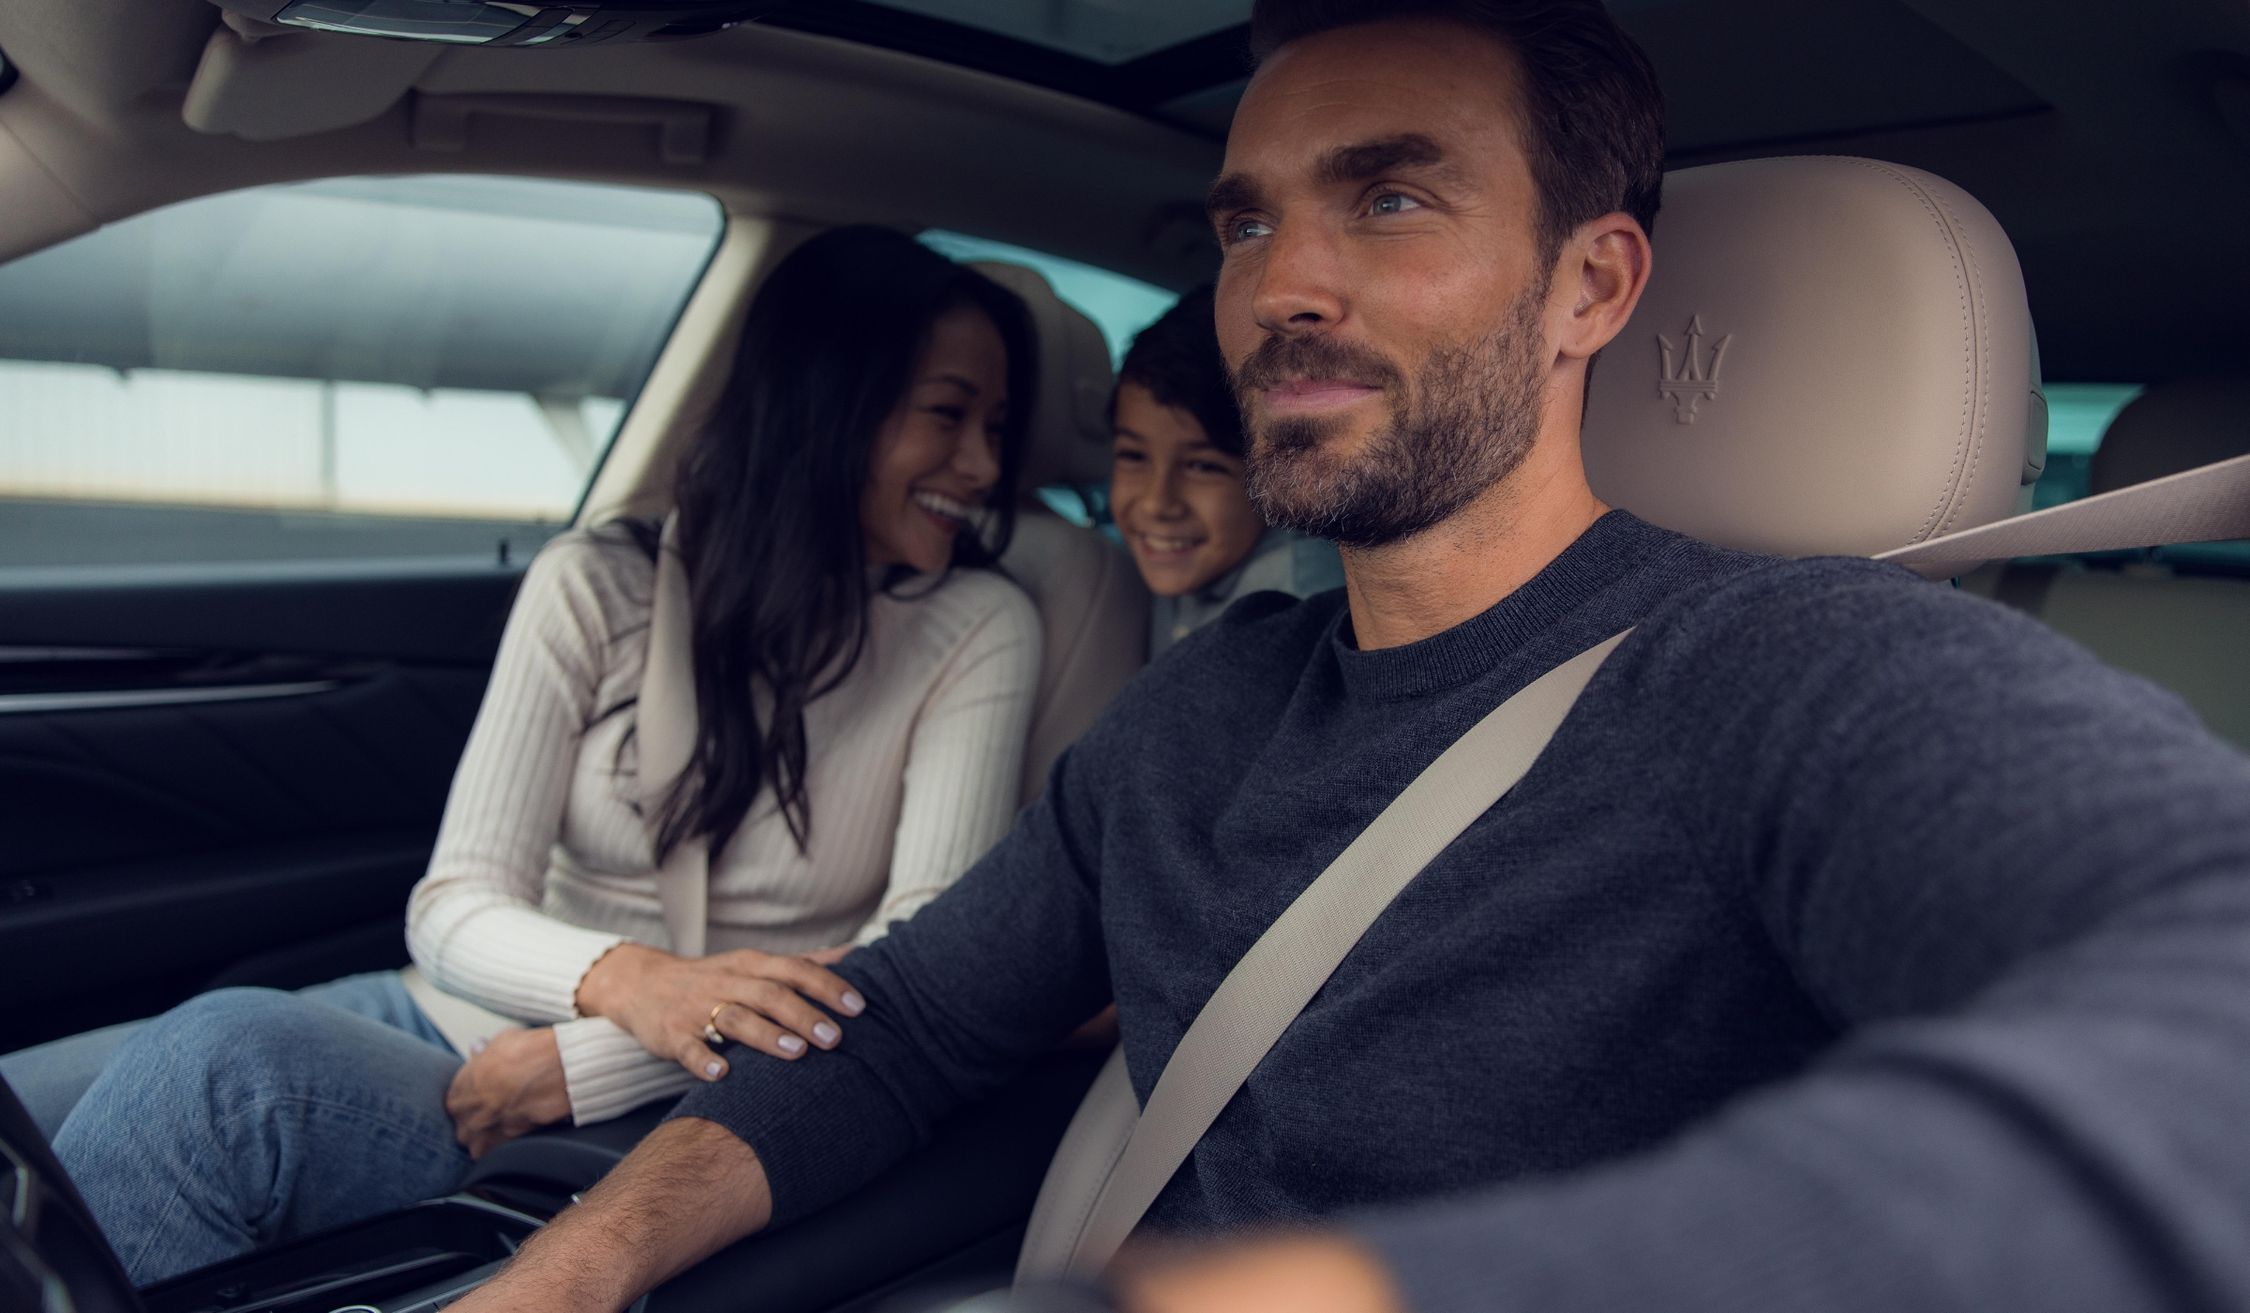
[1114,285,1247,459]
[1249,0,1665,258]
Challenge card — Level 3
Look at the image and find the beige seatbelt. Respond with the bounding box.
[1016,452,2250,1284]
[639,513,710,958]
[1876,452,2250,578]
[1017,630,1634,1283]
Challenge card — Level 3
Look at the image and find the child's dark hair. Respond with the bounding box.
[1113,286,1245,458]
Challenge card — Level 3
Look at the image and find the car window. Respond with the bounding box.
[2032,382,2141,511]
[2014,382,2245,570]
[0,175,724,567]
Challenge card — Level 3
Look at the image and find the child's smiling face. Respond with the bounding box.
[1110,381,1269,598]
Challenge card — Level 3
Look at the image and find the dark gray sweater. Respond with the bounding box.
[674,511,2250,1311]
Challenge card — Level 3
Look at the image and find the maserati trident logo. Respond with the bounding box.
[1656,315,1731,424]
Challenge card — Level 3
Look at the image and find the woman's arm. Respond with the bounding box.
[404,537,634,1023]
[851,579,1044,947]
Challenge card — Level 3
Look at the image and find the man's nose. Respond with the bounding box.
[1251,224,1346,336]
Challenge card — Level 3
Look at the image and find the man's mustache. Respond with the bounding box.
[1231,335,1403,402]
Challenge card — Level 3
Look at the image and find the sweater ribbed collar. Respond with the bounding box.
[1329,510,1668,702]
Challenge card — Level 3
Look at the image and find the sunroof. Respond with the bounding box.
[860,0,1250,64]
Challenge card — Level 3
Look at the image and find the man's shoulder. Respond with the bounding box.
[1094,588,1343,730]
[1624,549,2102,709]
[1173,585,1349,670]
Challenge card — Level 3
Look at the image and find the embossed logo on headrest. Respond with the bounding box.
[1656,315,1731,424]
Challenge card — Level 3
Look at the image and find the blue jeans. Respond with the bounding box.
[32,973,472,1286]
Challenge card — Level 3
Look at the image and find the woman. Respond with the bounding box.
[18,227,1045,1284]
[1108,286,1343,655]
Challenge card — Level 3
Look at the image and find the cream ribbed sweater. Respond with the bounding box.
[400,530,1041,1124]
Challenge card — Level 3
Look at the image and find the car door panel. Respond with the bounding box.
[0,561,522,1053]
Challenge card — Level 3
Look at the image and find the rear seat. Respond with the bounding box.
[970,262,1150,801]
[1968,379,2250,748]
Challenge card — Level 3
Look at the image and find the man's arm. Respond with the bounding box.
[451,1118,769,1311]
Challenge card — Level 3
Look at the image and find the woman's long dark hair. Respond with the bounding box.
[639,226,1036,859]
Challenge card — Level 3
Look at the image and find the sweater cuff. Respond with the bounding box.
[554,1016,696,1125]
[417,901,631,1025]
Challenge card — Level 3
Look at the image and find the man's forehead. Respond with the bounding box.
[1222,19,1524,178]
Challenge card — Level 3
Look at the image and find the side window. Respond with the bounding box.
[918,230,1176,529]
[0,175,724,567]
[2032,383,2142,511]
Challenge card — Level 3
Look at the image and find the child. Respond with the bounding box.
[1109,286,1343,656]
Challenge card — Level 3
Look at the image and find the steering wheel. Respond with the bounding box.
[0,1077,140,1313]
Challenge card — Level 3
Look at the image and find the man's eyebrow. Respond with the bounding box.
[1205,172,1264,223]
[1317,133,1459,188]
[1206,134,1466,224]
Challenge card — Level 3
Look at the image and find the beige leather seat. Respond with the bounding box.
[1966,380,2250,748]
[972,261,1150,801]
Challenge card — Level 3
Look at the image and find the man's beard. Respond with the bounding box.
[1235,290,1549,550]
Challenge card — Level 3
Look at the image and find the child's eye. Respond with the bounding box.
[1188,460,1234,477]
[1112,447,1146,464]
[929,405,966,424]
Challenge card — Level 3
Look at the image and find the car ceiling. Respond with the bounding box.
[0,0,2245,383]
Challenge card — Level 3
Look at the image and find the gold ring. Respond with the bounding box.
[703,1001,730,1045]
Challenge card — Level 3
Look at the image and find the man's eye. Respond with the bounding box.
[1223,217,1273,246]
[1368,192,1423,216]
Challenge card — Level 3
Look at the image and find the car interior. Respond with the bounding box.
[0,1,2245,1311]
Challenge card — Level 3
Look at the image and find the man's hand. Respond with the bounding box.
[446,1027,572,1158]
[444,1116,774,1313]
[1114,1233,1406,1313]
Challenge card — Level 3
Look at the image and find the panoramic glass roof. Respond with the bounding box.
[862,0,1251,64]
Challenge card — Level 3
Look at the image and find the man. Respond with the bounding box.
[453,2,2250,1311]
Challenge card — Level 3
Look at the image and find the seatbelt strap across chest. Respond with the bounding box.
[1016,629,1634,1283]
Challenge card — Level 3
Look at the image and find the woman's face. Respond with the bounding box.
[861,304,1010,575]
[1109,381,1267,597]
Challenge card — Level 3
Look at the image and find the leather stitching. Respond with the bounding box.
[1929,188,1990,536]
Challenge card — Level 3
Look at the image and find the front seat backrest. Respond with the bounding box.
[1584,156,2044,559]
[971,260,1150,803]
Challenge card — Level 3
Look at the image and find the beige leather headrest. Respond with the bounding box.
[970,261,1117,490]
[1584,156,2046,558]
[2089,379,2250,496]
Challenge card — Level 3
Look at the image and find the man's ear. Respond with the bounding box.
[1552,213,1652,362]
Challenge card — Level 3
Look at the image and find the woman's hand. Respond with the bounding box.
[573,942,867,1081]
[447,1028,572,1158]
